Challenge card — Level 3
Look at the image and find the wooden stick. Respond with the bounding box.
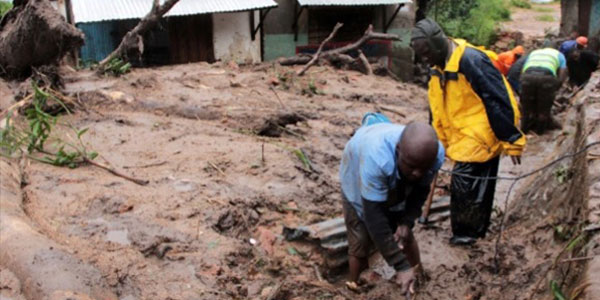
[311,262,323,282]
[0,94,33,120]
[357,49,372,75]
[560,255,597,263]
[207,161,226,177]
[325,24,399,57]
[123,161,167,169]
[84,157,149,186]
[281,24,401,67]
[298,22,343,76]
[419,173,437,224]
[269,86,286,109]
[266,282,283,300]
[376,105,407,118]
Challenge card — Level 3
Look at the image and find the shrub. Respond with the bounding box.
[0,1,12,17]
[536,14,555,22]
[427,0,512,47]
[511,0,532,9]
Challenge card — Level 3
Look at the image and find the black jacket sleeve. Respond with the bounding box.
[459,47,523,144]
[362,198,411,271]
[400,184,430,228]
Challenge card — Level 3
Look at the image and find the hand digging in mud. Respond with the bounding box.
[394,266,416,296]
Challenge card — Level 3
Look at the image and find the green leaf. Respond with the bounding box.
[119,62,132,74]
[87,151,98,160]
[566,233,585,252]
[287,246,298,256]
[77,128,89,138]
[550,280,567,300]
[32,121,41,137]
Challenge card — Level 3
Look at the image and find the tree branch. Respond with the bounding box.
[279,24,401,76]
[97,0,180,70]
[297,22,343,76]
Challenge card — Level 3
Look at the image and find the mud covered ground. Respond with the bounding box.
[0,62,591,300]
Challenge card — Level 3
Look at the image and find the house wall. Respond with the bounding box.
[263,0,413,61]
[263,0,309,61]
[591,0,600,41]
[382,4,415,82]
[77,21,120,63]
[212,11,262,63]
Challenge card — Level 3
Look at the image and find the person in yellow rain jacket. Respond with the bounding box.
[410,19,526,245]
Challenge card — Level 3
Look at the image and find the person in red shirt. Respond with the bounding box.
[494,46,525,75]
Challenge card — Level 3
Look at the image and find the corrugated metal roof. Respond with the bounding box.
[72,0,278,24]
[297,0,411,6]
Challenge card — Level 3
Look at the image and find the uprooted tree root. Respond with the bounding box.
[0,0,84,79]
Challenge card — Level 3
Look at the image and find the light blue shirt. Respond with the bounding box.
[558,51,567,69]
[339,123,445,218]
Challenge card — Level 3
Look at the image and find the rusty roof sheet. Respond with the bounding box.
[72,0,277,23]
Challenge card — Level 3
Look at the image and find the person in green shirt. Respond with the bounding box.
[520,48,567,134]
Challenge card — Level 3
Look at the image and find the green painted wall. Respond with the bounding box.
[387,28,414,82]
[264,34,308,61]
[387,28,412,47]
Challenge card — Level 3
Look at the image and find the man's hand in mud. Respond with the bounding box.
[393,267,416,295]
[510,155,521,165]
[394,225,410,249]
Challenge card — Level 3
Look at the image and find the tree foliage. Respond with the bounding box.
[0,1,12,17]
[427,0,511,47]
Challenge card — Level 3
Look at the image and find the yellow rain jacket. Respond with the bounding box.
[428,39,526,163]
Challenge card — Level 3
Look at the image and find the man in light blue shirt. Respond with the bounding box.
[339,113,445,294]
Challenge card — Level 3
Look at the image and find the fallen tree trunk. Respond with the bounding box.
[278,24,400,75]
[97,0,180,70]
[0,0,84,79]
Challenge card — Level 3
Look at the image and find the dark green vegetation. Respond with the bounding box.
[427,0,511,47]
[0,1,12,17]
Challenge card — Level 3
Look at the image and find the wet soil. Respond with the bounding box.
[0,62,590,300]
[502,2,561,38]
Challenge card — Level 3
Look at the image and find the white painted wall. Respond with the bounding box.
[212,11,262,63]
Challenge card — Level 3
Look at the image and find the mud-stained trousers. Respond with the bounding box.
[450,156,500,239]
[520,68,561,134]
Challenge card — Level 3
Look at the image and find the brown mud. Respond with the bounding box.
[501,2,561,39]
[0,62,595,300]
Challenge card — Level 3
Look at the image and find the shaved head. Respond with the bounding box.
[397,122,439,182]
